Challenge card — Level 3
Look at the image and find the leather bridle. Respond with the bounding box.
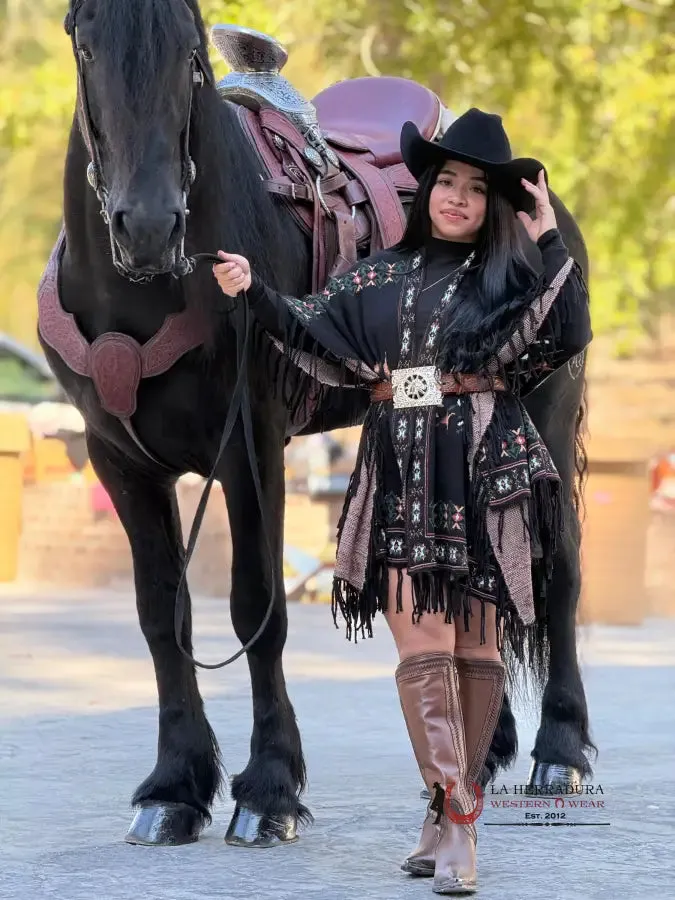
[64,0,214,283]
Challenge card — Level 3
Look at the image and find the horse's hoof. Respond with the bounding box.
[526,761,583,794]
[125,802,202,846]
[224,804,298,847]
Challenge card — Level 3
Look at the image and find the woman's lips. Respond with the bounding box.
[441,211,467,221]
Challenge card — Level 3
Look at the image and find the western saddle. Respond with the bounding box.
[212,24,456,293]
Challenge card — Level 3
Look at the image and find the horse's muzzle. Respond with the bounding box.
[110,207,185,274]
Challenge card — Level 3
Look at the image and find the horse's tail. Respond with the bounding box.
[503,366,590,707]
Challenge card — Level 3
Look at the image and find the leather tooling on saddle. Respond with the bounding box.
[37,230,207,455]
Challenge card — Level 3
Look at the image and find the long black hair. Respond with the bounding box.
[394,162,539,317]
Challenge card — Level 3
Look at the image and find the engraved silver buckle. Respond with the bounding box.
[391,365,443,409]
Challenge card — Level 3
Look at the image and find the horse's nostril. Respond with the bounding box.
[169,211,184,245]
[111,209,131,242]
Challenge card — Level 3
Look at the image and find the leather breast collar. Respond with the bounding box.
[37,229,208,463]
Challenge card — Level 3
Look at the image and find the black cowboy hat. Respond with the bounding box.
[401,108,546,214]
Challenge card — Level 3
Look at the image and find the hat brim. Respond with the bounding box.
[400,121,546,214]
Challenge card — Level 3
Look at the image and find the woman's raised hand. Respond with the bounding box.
[212,251,252,297]
[516,169,557,242]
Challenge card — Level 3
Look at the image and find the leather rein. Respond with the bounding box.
[64,3,278,671]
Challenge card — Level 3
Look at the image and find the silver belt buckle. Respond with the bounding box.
[391,365,443,409]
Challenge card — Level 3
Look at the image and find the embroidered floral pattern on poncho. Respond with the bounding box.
[282,257,413,326]
[476,408,559,509]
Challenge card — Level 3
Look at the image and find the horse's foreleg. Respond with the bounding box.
[527,515,597,791]
[86,431,221,845]
[220,431,308,847]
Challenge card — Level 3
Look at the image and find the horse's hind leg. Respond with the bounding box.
[220,432,308,847]
[87,432,221,845]
[527,515,597,791]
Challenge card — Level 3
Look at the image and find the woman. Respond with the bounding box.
[213,108,591,895]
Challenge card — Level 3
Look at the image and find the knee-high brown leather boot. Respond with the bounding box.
[395,651,477,894]
[454,658,506,789]
[417,658,506,805]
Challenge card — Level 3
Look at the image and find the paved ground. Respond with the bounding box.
[1,586,674,900]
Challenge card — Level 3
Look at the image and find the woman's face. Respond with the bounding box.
[428,160,488,242]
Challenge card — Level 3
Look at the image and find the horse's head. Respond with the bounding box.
[65,0,212,281]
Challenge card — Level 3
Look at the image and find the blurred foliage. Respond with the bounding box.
[0,0,673,349]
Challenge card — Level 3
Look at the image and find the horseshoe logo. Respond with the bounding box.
[445,780,484,824]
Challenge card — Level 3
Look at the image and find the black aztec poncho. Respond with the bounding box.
[246,228,591,666]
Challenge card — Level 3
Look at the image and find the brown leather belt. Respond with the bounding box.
[370,372,506,404]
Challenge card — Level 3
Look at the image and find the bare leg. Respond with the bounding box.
[384,570,455,660]
[454,602,501,662]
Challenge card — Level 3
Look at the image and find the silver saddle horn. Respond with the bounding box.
[210,24,339,169]
[210,24,454,159]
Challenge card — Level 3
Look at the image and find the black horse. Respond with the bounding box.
[39,0,595,846]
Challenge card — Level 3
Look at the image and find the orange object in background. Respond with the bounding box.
[651,452,675,490]
[22,429,92,485]
[650,451,675,512]
[30,436,77,482]
[0,412,32,581]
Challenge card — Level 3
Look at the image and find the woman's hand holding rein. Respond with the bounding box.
[213,251,252,297]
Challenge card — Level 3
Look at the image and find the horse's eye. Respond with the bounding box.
[78,46,94,62]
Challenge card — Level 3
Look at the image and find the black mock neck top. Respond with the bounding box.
[414,237,477,349]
